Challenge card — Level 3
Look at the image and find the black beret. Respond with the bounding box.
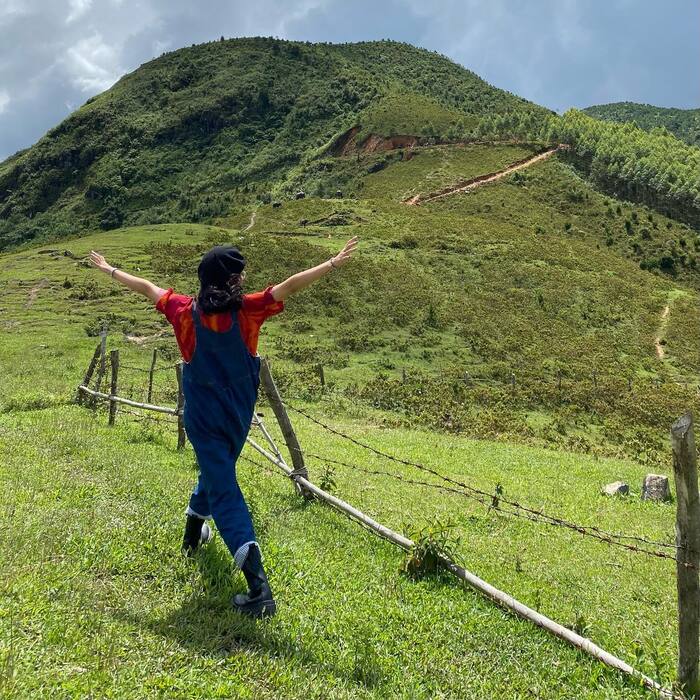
[198,245,246,286]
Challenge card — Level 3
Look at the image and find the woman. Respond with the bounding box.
[89,235,359,618]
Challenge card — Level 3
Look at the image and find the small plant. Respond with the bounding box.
[570,612,591,637]
[318,463,337,493]
[402,517,460,579]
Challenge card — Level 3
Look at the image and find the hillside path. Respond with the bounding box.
[404,146,562,205]
[244,210,257,231]
[654,290,688,360]
[654,305,671,359]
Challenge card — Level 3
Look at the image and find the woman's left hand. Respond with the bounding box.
[331,236,359,268]
[89,250,113,274]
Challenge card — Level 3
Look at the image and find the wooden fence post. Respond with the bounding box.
[91,329,108,407]
[147,348,157,403]
[108,350,119,426]
[77,343,101,404]
[317,363,325,390]
[671,412,700,699]
[259,357,311,496]
[176,362,186,450]
[510,373,516,391]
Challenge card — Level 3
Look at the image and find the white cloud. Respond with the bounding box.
[0,89,9,113]
[0,0,29,26]
[66,0,93,24]
[62,33,122,92]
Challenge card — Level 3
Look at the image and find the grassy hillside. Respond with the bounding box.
[0,38,547,251]
[1,37,699,699]
[584,102,700,147]
[1,144,698,466]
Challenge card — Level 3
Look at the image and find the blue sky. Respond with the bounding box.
[0,0,698,161]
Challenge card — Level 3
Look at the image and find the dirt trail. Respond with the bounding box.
[654,304,671,359]
[404,146,562,205]
[244,210,257,231]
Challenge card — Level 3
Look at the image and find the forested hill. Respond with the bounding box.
[583,102,700,147]
[0,38,546,250]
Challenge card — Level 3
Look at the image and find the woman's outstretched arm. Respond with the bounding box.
[89,251,166,304]
[271,236,358,302]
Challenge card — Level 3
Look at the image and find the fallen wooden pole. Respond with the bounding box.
[246,439,674,698]
[77,385,179,415]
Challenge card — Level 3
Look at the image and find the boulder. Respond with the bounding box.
[602,481,629,496]
[642,474,671,502]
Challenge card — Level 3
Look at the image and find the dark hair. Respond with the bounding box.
[197,273,244,314]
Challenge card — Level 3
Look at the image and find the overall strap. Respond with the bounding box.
[191,299,202,327]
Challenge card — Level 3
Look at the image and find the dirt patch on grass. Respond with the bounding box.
[25,278,49,308]
[330,126,419,157]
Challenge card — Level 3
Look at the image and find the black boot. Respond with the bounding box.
[181,514,213,556]
[232,544,276,618]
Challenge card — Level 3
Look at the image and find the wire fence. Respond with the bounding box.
[282,400,688,567]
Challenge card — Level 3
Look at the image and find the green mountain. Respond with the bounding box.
[583,101,700,146]
[2,39,699,697]
[0,38,547,250]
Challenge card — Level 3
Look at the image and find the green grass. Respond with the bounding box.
[0,401,676,698]
[1,138,697,698]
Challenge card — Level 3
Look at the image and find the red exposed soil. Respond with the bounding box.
[330,126,419,157]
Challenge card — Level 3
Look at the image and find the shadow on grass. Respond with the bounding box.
[111,539,392,692]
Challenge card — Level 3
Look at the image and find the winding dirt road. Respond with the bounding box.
[404,146,562,206]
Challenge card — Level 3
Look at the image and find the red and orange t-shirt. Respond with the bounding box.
[155,285,284,362]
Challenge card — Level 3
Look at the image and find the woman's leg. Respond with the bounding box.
[186,473,211,520]
[182,474,213,555]
[187,430,257,566]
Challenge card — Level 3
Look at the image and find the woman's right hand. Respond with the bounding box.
[89,250,114,274]
[331,236,359,268]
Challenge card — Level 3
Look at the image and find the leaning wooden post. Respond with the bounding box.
[671,412,700,699]
[147,348,157,403]
[259,357,311,497]
[76,342,101,404]
[317,363,325,390]
[108,349,120,426]
[91,329,108,407]
[176,362,186,450]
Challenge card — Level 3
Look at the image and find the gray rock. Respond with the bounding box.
[602,481,629,496]
[642,474,671,502]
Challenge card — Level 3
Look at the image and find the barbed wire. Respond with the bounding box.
[119,406,179,424]
[282,402,688,566]
[118,362,180,373]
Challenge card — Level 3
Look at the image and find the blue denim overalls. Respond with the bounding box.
[183,301,261,567]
